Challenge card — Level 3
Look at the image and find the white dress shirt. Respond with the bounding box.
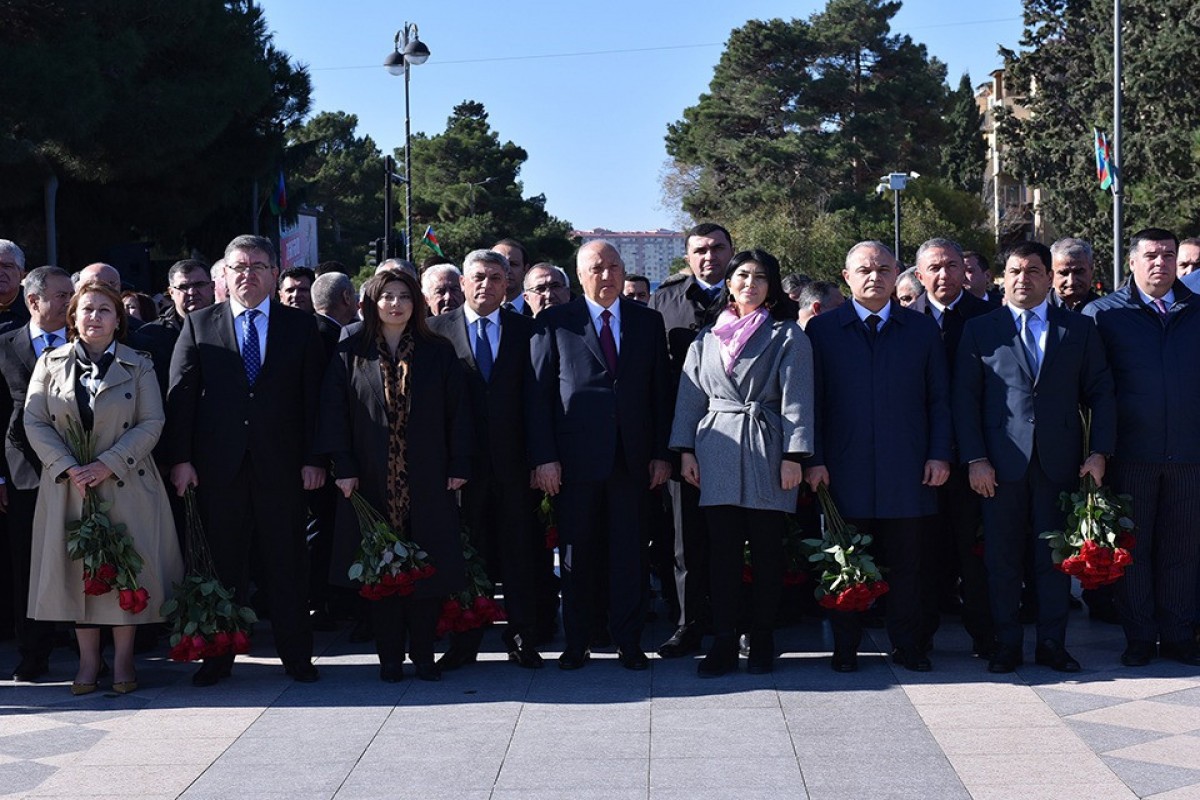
[229,296,272,361]
[463,305,501,360]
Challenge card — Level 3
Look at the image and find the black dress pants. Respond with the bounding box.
[373,595,441,666]
[704,505,784,638]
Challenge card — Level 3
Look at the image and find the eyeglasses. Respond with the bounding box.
[527,282,566,295]
[226,262,272,274]
[171,280,213,292]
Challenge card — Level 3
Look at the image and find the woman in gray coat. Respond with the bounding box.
[669,249,814,677]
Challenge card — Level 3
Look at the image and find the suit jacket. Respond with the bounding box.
[528,296,672,483]
[165,300,325,488]
[952,303,1116,484]
[0,291,31,334]
[1083,281,1200,463]
[314,313,342,364]
[428,306,533,477]
[908,290,994,376]
[669,317,814,512]
[315,329,469,596]
[804,299,952,519]
[0,325,43,489]
[649,272,727,383]
[1050,288,1101,313]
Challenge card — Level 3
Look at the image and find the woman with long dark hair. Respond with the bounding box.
[317,269,470,682]
[669,249,814,676]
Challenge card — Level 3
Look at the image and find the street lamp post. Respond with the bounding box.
[384,23,430,262]
[467,177,496,216]
[876,172,919,262]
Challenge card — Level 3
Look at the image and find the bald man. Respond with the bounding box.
[528,240,672,671]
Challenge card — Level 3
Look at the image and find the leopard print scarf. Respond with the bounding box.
[377,331,414,531]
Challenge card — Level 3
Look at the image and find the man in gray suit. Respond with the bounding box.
[953,241,1115,673]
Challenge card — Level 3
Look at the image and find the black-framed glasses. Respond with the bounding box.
[171,280,213,292]
[527,282,566,295]
[226,262,271,274]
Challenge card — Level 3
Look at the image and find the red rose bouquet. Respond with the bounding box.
[436,528,507,637]
[741,514,810,587]
[1040,475,1135,589]
[537,493,558,550]
[1040,411,1135,589]
[802,485,889,612]
[346,491,435,600]
[161,488,257,661]
[63,418,147,610]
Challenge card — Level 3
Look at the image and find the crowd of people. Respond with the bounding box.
[3,222,1199,694]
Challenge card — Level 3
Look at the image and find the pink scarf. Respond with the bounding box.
[712,306,769,375]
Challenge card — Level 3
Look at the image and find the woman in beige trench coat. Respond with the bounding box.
[24,281,182,695]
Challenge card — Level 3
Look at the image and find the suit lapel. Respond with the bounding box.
[445,308,477,370]
[1038,305,1067,380]
[255,303,288,385]
[16,326,37,374]
[211,303,246,389]
[494,310,521,376]
[1001,310,1036,385]
[575,300,609,374]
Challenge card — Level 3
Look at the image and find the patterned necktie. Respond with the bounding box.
[242,309,261,386]
[599,309,619,375]
[1021,310,1041,378]
[1153,297,1169,322]
[474,317,494,382]
[865,314,882,345]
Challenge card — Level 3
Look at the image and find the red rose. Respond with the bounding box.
[472,595,491,613]
[742,565,754,584]
[118,588,136,611]
[83,572,111,595]
[421,564,436,578]
[819,593,838,610]
[1116,532,1136,550]
[1113,548,1132,567]
[232,630,251,654]
[545,525,559,550]
[870,580,890,598]
[96,563,118,582]
[168,641,192,662]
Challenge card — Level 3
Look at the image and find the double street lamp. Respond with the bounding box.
[384,23,430,262]
[876,171,919,263]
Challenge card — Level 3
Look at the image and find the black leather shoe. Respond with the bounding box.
[1035,639,1081,673]
[1121,641,1156,667]
[657,625,702,659]
[617,648,649,671]
[746,631,775,675]
[12,656,50,682]
[697,639,739,678]
[558,648,590,670]
[831,651,858,673]
[1160,641,1200,666]
[435,646,478,672]
[414,662,441,682]
[893,648,932,672]
[379,663,404,683]
[503,631,544,669]
[285,661,320,683]
[988,647,1023,674]
[192,659,232,687]
[971,638,995,659]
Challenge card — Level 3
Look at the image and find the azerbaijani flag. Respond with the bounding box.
[422,225,445,257]
[1094,129,1115,191]
[269,168,288,215]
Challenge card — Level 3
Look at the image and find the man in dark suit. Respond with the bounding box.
[954,241,1115,673]
[139,259,215,396]
[167,234,327,686]
[805,241,951,673]
[493,238,534,317]
[647,222,733,658]
[1083,228,1200,667]
[529,240,673,670]
[910,238,996,656]
[430,249,542,670]
[1049,238,1102,313]
[0,240,31,332]
[0,266,73,680]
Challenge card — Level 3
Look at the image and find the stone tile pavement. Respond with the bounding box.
[1,607,1198,799]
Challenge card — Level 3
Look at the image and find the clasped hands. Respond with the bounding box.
[530,458,673,496]
[66,461,115,496]
[681,453,804,491]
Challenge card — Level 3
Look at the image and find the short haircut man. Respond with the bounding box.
[1176,237,1200,277]
[895,267,925,308]
[314,260,348,276]
[421,263,465,317]
[311,272,356,327]
[1049,238,1098,312]
[796,280,843,328]
[377,258,418,278]
[278,266,316,313]
[1083,227,1200,667]
[781,273,811,302]
[523,263,570,316]
[0,239,29,331]
[492,238,529,304]
[622,274,651,304]
[210,259,228,303]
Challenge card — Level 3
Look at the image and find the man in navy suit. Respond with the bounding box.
[954,241,1115,673]
[1084,228,1200,667]
[805,241,951,673]
[429,249,542,670]
[528,240,672,670]
[167,235,327,686]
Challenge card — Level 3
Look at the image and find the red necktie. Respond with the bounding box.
[599,309,619,375]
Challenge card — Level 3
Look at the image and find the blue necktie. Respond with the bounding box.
[40,332,58,355]
[242,309,261,386]
[1021,310,1040,378]
[474,317,493,382]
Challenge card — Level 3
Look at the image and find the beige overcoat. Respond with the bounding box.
[24,342,182,624]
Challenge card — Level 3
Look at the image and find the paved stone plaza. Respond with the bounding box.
[2,607,1199,800]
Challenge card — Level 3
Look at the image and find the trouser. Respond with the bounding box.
[373,595,441,666]
[704,505,785,638]
[8,487,55,660]
[668,478,710,628]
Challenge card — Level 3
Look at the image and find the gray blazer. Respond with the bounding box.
[669,318,814,512]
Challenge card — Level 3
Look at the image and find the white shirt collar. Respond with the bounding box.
[229,295,271,319]
[1007,298,1049,325]
[926,290,965,315]
[851,298,891,325]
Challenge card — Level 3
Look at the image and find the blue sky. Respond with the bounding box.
[256,0,1025,233]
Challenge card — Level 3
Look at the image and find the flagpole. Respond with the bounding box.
[1112,0,1122,289]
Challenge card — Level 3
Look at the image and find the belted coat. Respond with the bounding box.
[668,316,814,511]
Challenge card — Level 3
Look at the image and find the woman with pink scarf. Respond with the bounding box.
[669,249,814,677]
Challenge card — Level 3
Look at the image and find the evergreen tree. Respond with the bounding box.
[940,73,986,196]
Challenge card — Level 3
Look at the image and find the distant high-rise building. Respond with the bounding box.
[573,228,684,287]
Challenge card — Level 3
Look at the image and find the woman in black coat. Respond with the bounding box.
[317,269,470,682]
